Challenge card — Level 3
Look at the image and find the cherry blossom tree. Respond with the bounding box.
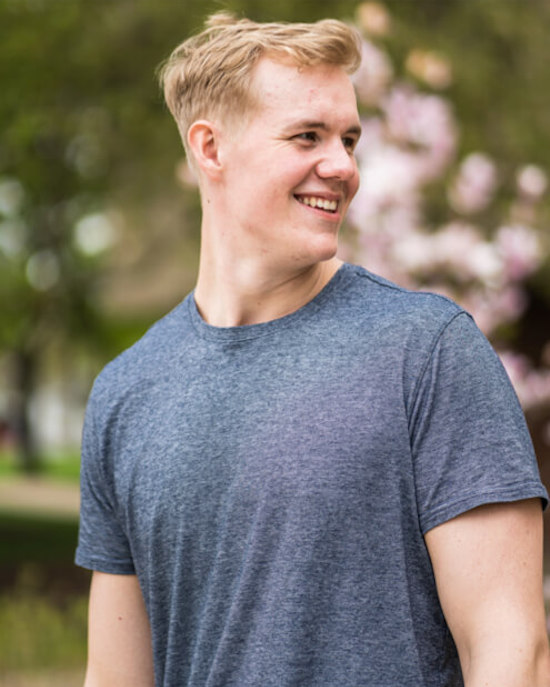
[346,2,550,420]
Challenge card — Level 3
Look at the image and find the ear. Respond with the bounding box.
[187,120,223,179]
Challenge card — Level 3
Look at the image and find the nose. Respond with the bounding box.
[315,139,357,182]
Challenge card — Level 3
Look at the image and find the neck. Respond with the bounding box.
[194,232,342,327]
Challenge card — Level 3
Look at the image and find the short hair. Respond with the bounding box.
[159,12,362,157]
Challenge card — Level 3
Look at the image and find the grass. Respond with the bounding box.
[0,574,88,672]
[0,511,90,674]
[0,450,81,482]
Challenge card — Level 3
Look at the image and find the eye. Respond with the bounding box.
[342,136,358,153]
[294,131,319,145]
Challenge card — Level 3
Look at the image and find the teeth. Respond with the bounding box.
[298,196,338,212]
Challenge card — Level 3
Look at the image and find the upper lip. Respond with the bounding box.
[294,191,343,201]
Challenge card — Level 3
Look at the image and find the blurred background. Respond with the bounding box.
[1,0,550,684]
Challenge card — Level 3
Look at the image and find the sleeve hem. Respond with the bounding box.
[75,548,135,575]
[420,483,549,535]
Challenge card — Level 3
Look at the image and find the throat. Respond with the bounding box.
[194,259,342,327]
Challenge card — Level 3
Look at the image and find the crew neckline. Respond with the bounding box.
[187,262,353,342]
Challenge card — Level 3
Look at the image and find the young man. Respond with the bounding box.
[76,13,550,687]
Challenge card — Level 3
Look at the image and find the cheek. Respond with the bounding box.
[348,169,360,201]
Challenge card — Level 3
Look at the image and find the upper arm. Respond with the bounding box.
[84,571,154,687]
[425,498,550,686]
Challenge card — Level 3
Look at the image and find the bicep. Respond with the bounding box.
[84,571,154,687]
[425,498,549,684]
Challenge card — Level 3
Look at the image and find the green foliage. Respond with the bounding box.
[0,450,81,481]
[0,515,88,674]
[1,0,550,468]
[0,513,79,563]
[383,0,550,167]
[2,0,548,344]
[0,575,87,671]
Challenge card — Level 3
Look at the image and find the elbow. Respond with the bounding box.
[533,635,550,687]
[458,630,550,686]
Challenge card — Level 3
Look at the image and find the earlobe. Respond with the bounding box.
[187,120,223,178]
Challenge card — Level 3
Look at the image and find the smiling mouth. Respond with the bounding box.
[295,195,339,213]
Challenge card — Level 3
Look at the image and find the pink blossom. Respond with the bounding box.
[499,352,550,410]
[432,223,488,279]
[352,40,393,107]
[495,224,543,281]
[448,153,497,214]
[391,233,431,273]
[463,285,527,335]
[516,164,548,199]
[467,242,502,285]
[392,223,503,288]
[354,145,420,212]
[344,13,550,415]
[382,86,457,178]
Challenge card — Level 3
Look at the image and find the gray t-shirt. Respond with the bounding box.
[76,263,547,687]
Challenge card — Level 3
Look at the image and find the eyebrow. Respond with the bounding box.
[285,120,362,137]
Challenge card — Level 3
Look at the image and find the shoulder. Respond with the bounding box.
[337,262,470,343]
[88,296,192,415]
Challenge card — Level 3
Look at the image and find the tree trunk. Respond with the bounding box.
[10,349,41,473]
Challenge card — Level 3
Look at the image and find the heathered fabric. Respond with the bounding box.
[76,263,547,687]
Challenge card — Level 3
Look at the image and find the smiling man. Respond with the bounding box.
[76,13,550,687]
[190,54,361,327]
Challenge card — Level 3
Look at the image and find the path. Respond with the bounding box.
[0,476,79,519]
[0,668,84,687]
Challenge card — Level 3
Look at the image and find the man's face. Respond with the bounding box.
[219,56,361,270]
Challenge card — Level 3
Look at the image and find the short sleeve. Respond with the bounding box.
[75,381,135,574]
[409,312,548,534]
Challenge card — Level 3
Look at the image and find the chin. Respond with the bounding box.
[312,234,340,261]
[294,239,339,268]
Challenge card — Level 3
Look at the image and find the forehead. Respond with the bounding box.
[249,57,359,127]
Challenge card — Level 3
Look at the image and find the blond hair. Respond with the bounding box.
[159,12,362,156]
